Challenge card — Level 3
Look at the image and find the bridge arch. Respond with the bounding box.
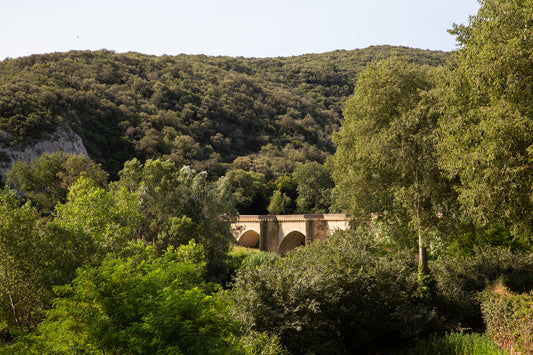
[279,230,306,255]
[238,229,260,248]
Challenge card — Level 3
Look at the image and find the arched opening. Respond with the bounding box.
[279,230,305,255]
[238,230,260,248]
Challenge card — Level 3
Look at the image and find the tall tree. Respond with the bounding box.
[438,0,533,238]
[293,161,334,214]
[332,57,453,274]
[225,169,268,214]
[269,175,298,215]
[113,158,236,275]
[53,177,142,262]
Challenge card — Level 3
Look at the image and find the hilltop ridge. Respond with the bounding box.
[0,45,448,178]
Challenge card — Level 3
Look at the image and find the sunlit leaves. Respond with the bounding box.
[440,0,533,236]
[33,242,239,354]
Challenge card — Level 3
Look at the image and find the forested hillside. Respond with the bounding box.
[0,46,448,178]
[3,1,533,353]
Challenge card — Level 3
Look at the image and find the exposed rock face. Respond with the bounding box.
[0,127,88,178]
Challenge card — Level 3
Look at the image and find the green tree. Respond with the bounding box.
[438,0,533,238]
[0,189,46,332]
[267,175,297,215]
[27,242,240,354]
[113,158,236,276]
[267,190,292,215]
[331,57,453,274]
[225,169,268,214]
[0,177,140,336]
[6,151,108,212]
[293,161,333,213]
[53,177,142,262]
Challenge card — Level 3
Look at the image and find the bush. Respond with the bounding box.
[481,283,533,354]
[230,229,440,354]
[241,249,279,269]
[447,222,530,256]
[235,331,286,355]
[433,246,533,331]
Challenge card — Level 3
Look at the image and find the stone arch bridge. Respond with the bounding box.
[232,214,347,254]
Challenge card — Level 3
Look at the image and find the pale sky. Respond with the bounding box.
[1,0,480,60]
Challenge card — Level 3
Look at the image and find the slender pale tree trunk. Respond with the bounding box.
[414,171,428,275]
[418,233,428,275]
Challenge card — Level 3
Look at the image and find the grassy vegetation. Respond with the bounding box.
[397,332,509,355]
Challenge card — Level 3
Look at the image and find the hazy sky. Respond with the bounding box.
[1,0,480,60]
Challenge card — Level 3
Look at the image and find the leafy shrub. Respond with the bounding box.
[235,330,286,355]
[226,246,279,276]
[230,229,440,354]
[447,222,530,256]
[481,284,533,354]
[433,246,533,331]
[241,249,279,269]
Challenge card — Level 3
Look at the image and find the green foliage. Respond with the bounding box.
[292,161,333,213]
[438,0,533,237]
[241,251,280,270]
[113,158,236,278]
[0,177,141,337]
[433,247,533,331]
[267,190,292,215]
[0,189,47,332]
[332,56,450,224]
[236,331,286,355]
[226,247,280,283]
[230,229,440,354]
[226,169,269,214]
[5,151,107,212]
[267,175,297,215]
[54,176,142,260]
[265,161,334,215]
[398,332,508,355]
[447,222,530,256]
[226,246,261,279]
[481,285,533,354]
[20,242,239,354]
[331,56,456,274]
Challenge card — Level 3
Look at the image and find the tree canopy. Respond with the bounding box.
[438,0,533,238]
[112,158,236,277]
[331,57,456,272]
[30,242,240,354]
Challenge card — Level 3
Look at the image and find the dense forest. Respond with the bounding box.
[2,0,533,353]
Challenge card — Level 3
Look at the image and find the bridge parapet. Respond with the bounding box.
[232,214,347,254]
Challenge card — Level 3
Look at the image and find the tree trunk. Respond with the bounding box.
[418,233,428,275]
